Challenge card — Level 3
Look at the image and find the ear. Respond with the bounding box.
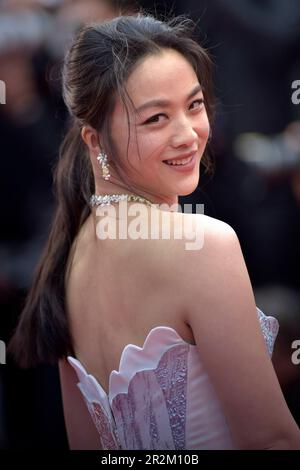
[81,126,101,157]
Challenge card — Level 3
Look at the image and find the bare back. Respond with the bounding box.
[62,207,300,450]
[64,207,201,394]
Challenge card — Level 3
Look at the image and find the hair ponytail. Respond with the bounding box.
[8,121,94,368]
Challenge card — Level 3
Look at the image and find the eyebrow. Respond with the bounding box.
[135,84,202,114]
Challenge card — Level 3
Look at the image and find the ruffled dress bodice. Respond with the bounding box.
[67,307,279,450]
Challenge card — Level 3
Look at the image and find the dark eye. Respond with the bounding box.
[143,98,204,125]
[144,114,166,125]
[190,98,204,110]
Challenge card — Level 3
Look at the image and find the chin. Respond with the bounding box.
[177,174,200,197]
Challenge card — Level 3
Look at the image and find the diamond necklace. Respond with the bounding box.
[90,193,155,207]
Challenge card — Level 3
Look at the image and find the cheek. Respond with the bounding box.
[197,112,210,140]
[135,131,165,162]
[111,119,139,161]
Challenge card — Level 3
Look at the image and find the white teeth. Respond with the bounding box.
[165,155,193,166]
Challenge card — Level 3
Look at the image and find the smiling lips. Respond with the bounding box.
[164,155,194,166]
[162,152,198,172]
[163,149,198,167]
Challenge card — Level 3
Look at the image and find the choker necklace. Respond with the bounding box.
[90,193,155,208]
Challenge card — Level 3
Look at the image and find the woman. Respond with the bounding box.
[8,13,300,450]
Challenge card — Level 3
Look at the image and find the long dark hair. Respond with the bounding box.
[8,13,215,368]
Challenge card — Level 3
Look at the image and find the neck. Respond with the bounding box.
[95,181,179,211]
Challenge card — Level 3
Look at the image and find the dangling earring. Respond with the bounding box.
[97,151,110,181]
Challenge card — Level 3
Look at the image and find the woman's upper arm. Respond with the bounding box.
[58,358,101,450]
[184,220,300,449]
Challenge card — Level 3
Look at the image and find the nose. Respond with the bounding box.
[170,116,198,149]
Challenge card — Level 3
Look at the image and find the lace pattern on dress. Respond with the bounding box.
[154,343,188,449]
[111,343,189,449]
[256,307,279,356]
[85,399,120,450]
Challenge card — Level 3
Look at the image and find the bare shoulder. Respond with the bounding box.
[175,212,300,449]
[138,210,236,306]
[162,211,237,286]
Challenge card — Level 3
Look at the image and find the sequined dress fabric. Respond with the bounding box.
[67,307,279,450]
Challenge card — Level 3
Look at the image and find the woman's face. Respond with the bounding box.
[110,48,210,205]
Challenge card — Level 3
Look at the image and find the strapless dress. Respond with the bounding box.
[67,307,279,450]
